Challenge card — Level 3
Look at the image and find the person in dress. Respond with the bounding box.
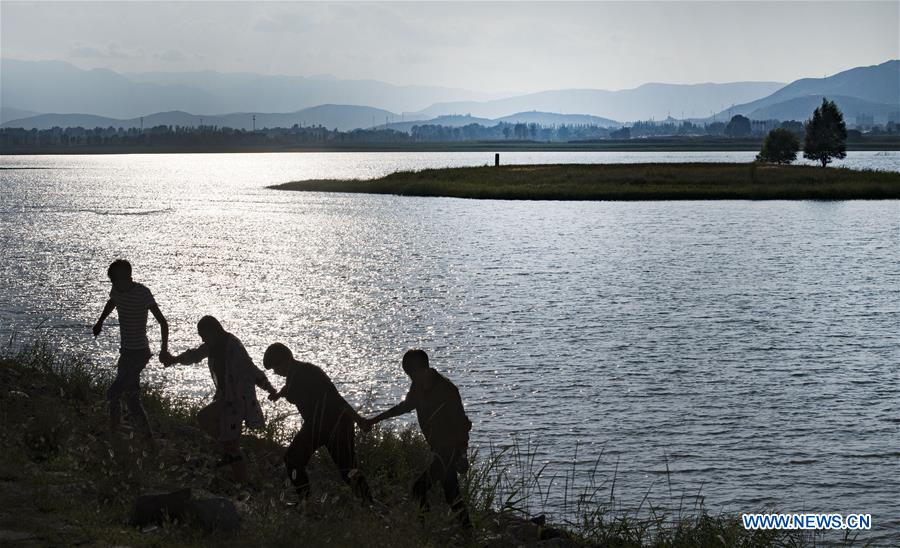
[162,315,277,484]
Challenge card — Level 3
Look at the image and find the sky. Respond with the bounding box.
[1,1,898,94]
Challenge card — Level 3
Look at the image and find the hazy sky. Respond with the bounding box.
[2,1,898,93]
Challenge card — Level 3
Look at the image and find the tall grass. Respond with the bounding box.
[0,341,876,546]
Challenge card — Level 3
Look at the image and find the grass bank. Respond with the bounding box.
[0,342,864,546]
[271,163,900,201]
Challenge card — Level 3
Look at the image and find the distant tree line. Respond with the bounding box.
[2,104,895,150]
[0,124,412,148]
[409,122,613,142]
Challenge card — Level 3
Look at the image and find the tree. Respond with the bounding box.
[803,98,847,167]
[779,120,804,137]
[705,121,726,136]
[756,128,800,164]
[724,115,751,138]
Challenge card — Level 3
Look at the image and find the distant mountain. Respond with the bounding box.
[7,108,623,133]
[746,95,898,124]
[414,82,785,122]
[383,111,622,133]
[0,58,499,119]
[0,107,40,124]
[383,114,496,133]
[2,112,124,129]
[717,60,899,122]
[5,57,897,128]
[1,59,213,120]
[496,111,621,128]
[125,70,499,115]
[1,105,401,132]
[0,108,407,132]
[212,105,400,131]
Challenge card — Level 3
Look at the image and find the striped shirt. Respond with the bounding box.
[109,282,156,350]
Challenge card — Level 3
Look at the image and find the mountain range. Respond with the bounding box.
[412,82,786,122]
[384,112,623,133]
[0,105,396,132]
[0,58,500,119]
[714,60,899,123]
[2,58,897,131]
[0,108,624,132]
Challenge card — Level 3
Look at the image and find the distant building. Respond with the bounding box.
[888,111,900,125]
[855,113,874,130]
[751,119,779,136]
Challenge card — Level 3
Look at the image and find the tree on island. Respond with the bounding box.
[724,115,751,138]
[756,128,800,165]
[803,98,847,167]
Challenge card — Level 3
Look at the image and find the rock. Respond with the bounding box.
[129,488,192,527]
[186,497,241,533]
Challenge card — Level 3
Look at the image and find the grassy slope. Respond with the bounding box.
[0,343,861,547]
[271,163,900,201]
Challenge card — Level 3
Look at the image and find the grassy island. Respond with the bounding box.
[0,343,869,546]
[271,163,900,201]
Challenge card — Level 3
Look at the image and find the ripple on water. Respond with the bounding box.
[1,152,898,539]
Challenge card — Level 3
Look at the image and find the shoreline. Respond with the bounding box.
[0,342,854,546]
[270,162,900,201]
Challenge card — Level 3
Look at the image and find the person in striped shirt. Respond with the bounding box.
[93,259,168,438]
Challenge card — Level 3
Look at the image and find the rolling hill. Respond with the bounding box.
[1,105,400,132]
[0,58,500,119]
[413,82,786,122]
[746,95,898,124]
[716,60,899,123]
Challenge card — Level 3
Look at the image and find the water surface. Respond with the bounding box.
[1,151,898,540]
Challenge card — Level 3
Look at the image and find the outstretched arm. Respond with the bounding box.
[252,368,277,397]
[367,399,415,428]
[163,343,209,367]
[342,401,367,429]
[149,304,169,354]
[93,299,115,337]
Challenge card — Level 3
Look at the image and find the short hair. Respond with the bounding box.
[196,315,225,337]
[264,343,293,370]
[107,259,132,280]
[402,349,429,374]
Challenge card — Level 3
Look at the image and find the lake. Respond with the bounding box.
[1,151,898,540]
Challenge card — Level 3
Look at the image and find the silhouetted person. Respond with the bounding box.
[263,343,372,503]
[161,316,277,485]
[93,259,168,439]
[365,349,472,527]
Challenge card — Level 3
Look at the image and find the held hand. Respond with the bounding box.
[92,322,102,337]
[359,417,374,433]
[158,350,174,367]
[268,391,281,402]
